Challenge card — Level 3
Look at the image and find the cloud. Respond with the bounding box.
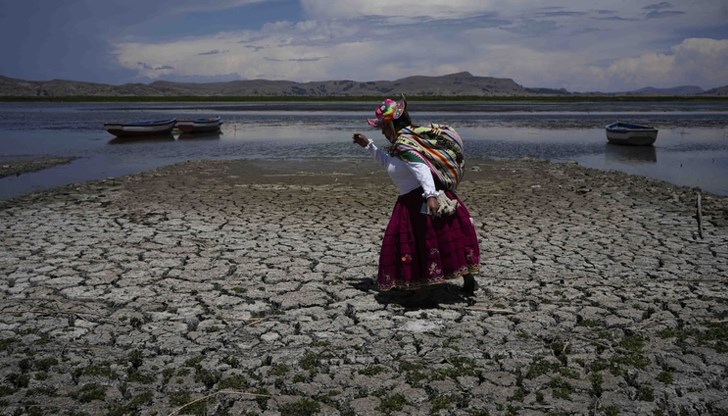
[300,0,496,20]
[645,10,685,18]
[111,1,728,91]
[164,0,274,15]
[198,50,227,56]
[591,38,728,90]
[643,2,673,11]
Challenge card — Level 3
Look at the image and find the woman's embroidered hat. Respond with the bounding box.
[367,96,407,128]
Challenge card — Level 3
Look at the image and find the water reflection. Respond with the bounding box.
[604,143,657,163]
[108,134,175,145]
[177,132,221,141]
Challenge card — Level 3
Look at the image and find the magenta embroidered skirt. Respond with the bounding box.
[377,187,481,291]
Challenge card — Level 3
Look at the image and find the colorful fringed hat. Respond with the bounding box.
[367,96,407,128]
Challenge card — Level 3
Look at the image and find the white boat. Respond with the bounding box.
[175,116,222,133]
[104,118,176,138]
[605,122,658,146]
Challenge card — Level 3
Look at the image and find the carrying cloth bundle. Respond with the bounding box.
[390,123,465,192]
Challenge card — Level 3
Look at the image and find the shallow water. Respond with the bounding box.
[0,101,727,199]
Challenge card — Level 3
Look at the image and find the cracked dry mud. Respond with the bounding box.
[1,158,727,416]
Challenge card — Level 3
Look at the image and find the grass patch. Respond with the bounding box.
[589,372,603,398]
[637,385,655,401]
[656,370,674,384]
[82,361,117,379]
[222,356,240,368]
[106,391,155,415]
[525,357,562,379]
[127,370,155,384]
[74,383,106,403]
[218,374,248,390]
[619,335,645,352]
[169,391,207,416]
[609,335,650,373]
[604,405,620,416]
[377,393,407,414]
[0,385,16,397]
[398,361,428,387]
[184,356,205,368]
[657,322,728,352]
[7,373,29,388]
[0,338,18,352]
[430,395,459,414]
[271,364,291,376]
[254,387,270,411]
[548,377,574,400]
[576,318,603,328]
[279,398,320,416]
[194,368,219,389]
[299,351,331,373]
[358,365,389,376]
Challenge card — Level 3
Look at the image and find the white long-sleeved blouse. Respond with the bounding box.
[366,141,437,197]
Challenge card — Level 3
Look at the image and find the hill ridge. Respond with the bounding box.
[1,73,726,97]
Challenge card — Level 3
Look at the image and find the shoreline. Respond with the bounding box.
[1,157,727,414]
[0,156,76,179]
[3,153,728,202]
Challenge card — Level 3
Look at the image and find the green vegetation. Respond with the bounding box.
[604,405,620,416]
[0,338,18,351]
[299,350,333,373]
[589,372,603,398]
[169,391,207,415]
[395,356,478,388]
[271,364,291,376]
[218,374,248,390]
[357,365,389,376]
[656,370,674,384]
[376,393,407,414]
[637,385,655,401]
[105,391,154,416]
[430,395,460,414]
[526,357,562,379]
[548,377,574,399]
[73,383,106,403]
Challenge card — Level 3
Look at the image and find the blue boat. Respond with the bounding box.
[605,122,658,146]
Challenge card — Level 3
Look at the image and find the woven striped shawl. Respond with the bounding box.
[390,123,465,191]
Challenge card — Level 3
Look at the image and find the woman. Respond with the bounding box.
[352,97,480,304]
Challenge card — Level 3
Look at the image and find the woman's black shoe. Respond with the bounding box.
[462,275,476,297]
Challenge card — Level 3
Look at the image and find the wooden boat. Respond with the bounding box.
[175,116,222,133]
[104,118,176,138]
[605,122,658,146]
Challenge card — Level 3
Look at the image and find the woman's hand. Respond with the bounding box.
[352,133,370,148]
[427,196,440,216]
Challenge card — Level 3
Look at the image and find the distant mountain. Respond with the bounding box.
[0,72,531,97]
[1,73,726,97]
[0,75,161,97]
[621,85,705,96]
[703,85,728,96]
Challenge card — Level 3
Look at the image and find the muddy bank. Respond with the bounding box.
[0,158,726,415]
[0,156,76,178]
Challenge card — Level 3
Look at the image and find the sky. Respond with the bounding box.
[1,0,727,92]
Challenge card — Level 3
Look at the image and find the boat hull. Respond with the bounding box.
[104,119,176,138]
[605,122,658,146]
[175,117,222,133]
